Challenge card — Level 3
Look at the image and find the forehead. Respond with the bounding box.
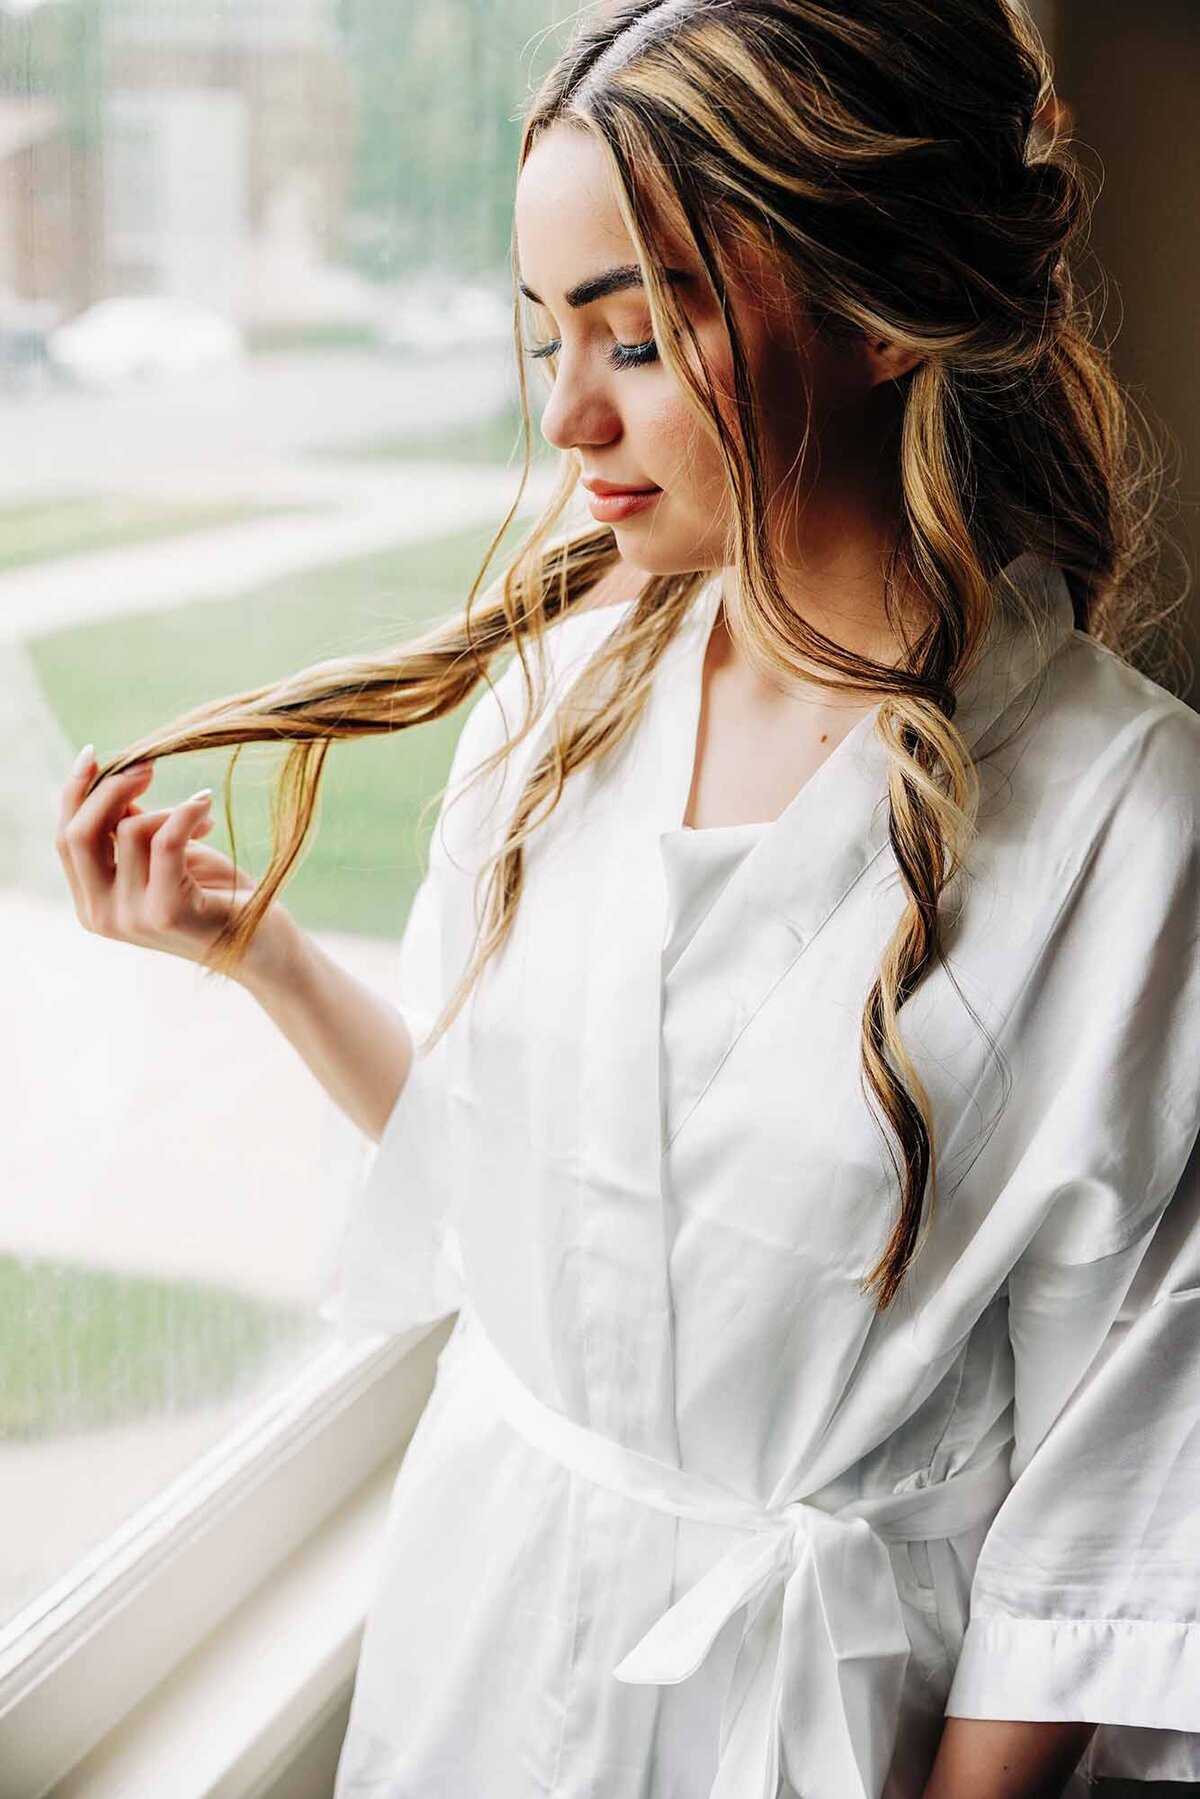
[513,121,790,331]
[514,125,637,284]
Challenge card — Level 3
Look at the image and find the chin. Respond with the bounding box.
[608,532,701,579]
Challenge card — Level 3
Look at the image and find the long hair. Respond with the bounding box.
[88,0,1186,1309]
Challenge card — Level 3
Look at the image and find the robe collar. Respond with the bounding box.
[651,553,1078,1146]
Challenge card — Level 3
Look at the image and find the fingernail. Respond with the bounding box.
[128,760,153,776]
[187,788,212,805]
[71,743,95,776]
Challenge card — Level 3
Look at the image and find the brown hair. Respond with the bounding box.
[89,0,1187,1308]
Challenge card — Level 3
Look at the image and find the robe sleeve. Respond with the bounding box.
[317,670,518,1348]
[944,703,1200,1784]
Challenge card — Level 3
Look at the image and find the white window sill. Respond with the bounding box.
[0,1314,455,1799]
[47,1442,402,1799]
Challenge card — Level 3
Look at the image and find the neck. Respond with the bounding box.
[725,384,920,678]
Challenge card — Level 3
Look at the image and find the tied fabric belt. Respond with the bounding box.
[458,1306,1011,1799]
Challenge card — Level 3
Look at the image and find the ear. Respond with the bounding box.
[863,337,925,387]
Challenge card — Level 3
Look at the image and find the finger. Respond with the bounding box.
[114,804,248,930]
[183,835,251,877]
[112,804,180,834]
[144,790,214,927]
[66,760,155,855]
[113,807,171,919]
[124,800,211,828]
[61,761,156,923]
[56,743,97,835]
[184,843,256,893]
[56,746,97,911]
[182,826,245,866]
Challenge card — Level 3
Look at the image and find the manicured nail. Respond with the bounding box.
[187,788,212,805]
[72,743,95,777]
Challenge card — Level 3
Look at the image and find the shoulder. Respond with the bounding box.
[967,629,1199,934]
[1055,626,1200,741]
[1014,629,1200,852]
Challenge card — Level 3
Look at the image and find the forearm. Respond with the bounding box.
[236,910,415,1143]
[922,1717,1097,1799]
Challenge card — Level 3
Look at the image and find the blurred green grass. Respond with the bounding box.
[28,518,529,938]
[0,1252,314,1439]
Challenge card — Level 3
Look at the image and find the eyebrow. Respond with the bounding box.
[518,262,691,310]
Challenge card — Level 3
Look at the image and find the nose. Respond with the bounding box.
[538,347,622,457]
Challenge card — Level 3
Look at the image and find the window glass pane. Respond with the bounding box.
[1,0,565,1635]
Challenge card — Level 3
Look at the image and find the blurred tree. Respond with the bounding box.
[335,0,575,281]
[0,0,103,146]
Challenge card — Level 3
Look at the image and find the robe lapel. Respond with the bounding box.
[454,592,714,1463]
[661,553,1078,1149]
[570,588,721,1461]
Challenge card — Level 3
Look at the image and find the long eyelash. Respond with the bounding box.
[524,339,659,369]
[610,340,659,369]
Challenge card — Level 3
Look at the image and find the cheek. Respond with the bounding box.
[653,333,754,500]
[644,393,728,500]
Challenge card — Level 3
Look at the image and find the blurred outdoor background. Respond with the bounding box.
[0,0,574,1643]
[0,0,1196,1695]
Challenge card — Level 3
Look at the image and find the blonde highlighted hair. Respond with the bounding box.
[90,0,1186,1308]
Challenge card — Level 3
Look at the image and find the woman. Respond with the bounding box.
[55,2,1199,1795]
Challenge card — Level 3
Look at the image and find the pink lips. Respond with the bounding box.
[584,486,663,523]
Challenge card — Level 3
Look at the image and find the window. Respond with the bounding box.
[0,0,564,1786]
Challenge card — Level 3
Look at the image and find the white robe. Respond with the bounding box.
[323,552,1200,1798]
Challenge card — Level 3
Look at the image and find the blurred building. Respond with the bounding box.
[0,0,356,322]
[105,0,355,319]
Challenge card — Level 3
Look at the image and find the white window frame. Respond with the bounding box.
[0,1312,455,1797]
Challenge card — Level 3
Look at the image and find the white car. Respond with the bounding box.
[47,296,245,388]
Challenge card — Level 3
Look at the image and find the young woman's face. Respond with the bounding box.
[513,121,893,580]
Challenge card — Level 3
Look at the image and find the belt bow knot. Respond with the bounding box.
[613,1488,922,1799]
[462,1309,1010,1799]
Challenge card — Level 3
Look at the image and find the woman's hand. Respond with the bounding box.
[56,742,413,1138]
[55,744,298,985]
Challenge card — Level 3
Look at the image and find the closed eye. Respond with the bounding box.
[526,337,660,370]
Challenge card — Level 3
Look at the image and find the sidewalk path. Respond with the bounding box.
[1,886,393,1308]
[0,456,562,642]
